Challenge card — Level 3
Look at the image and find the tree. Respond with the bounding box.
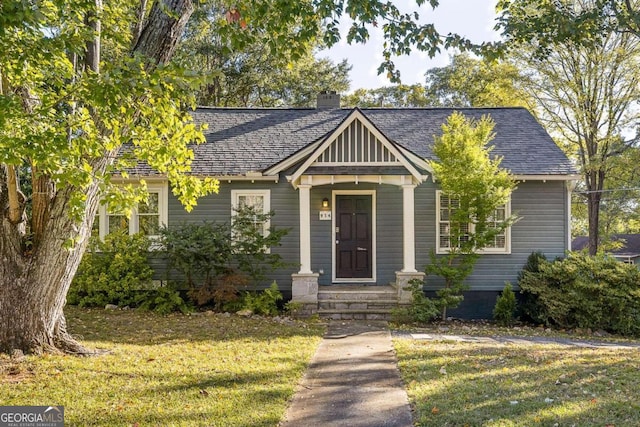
[0,0,219,355]
[496,0,640,56]
[423,53,531,107]
[175,2,350,107]
[427,112,517,320]
[0,0,498,355]
[573,147,640,238]
[342,84,430,107]
[511,6,640,255]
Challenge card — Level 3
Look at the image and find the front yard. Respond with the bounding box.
[0,307,324,426]
[394,331,640,426]
[3,308,640,427]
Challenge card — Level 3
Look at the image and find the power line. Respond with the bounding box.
[573,187,640,195]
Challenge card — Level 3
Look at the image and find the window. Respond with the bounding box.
[436,190,510,254]
[231,189,271,238]
[97,183,168,239]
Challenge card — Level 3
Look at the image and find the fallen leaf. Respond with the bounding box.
[199,389,209,396]
[439,366,447,375]
[431,406,439,414]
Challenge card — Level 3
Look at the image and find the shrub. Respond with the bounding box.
[69,231,154,308]
[392,279,439,324]
[235,282,283,316]
[493,282,517,326]
[137,286,192,315]
[518,252,640,335]
[160,207,290,308]
[518,251,548,323]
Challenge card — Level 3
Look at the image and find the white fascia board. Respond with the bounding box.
[263,138,326,176]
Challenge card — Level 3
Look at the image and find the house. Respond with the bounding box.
[99,92,578,319]
[572,234,640,267]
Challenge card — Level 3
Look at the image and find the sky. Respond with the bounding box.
[318,0,500,91]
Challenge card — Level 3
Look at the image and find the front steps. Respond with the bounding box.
[317,285,400,320]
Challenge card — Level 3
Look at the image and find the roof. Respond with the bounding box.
[133,106,577,177]
[572,234,640,257]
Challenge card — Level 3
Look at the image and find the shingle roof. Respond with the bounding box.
[572,234,640,257]
[138,106,577,177]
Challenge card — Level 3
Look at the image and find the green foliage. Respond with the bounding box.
[426,112,518,319]
[493,282,517,326]
[424,53,531,108]
[342,84,430,107]
[68,231,154,308]
[160,206,289,308]
[239,282,284,316]
[392,279,439,324]
[137,286,192,315]
[519,252,640,336]
[283,301,304,316]
[160,221,233,289]
[426,252,478,318]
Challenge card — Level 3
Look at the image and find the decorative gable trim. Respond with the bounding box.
[289,109,426,188]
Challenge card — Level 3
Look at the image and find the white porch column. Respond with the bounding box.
[401,183,418,273]
[298,184,313,274]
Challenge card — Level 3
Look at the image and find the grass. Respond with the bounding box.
[0,307,325,426]
[394,334,640,427]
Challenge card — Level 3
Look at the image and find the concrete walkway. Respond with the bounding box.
[280,320,413,427]
[398,332,640,349]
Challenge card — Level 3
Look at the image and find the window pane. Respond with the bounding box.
[108,215,128,234]
[238,195,264,211]
[138,193,158,214]
[139,215,159,236]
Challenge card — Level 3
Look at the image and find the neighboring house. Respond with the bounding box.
[99,92,578,318]
[572,234,640,267]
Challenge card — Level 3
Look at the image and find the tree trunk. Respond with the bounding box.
[587,191,601,256]
[0,182,101,355]
[0,0,194,355]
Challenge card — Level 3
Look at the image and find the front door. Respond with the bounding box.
[335,195,372,279]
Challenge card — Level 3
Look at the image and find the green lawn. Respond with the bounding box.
[0,307,324,426]
[394,335,640,427]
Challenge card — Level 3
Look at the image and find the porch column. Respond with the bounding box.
[298,183,312,274]
[401,183,417,273]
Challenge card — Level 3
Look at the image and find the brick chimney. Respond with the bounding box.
[316,90,341,109]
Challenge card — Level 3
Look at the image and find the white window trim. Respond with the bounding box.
[98,182,168,240]
[231,189,271,252]
[435,190,511,255]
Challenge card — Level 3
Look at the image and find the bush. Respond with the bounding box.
[239,282,283,316]
[69,231,154,308]
[392,279,439,324]
[518,251,548,323]
[160,207,290,308]
[137,286,192,315]
[493,282,517,326]
[518,252,640,336]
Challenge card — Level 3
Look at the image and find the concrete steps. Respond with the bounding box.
[317,285,399,320]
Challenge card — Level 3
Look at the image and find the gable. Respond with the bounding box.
[288,109,429,187]
[313,117,401,165]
